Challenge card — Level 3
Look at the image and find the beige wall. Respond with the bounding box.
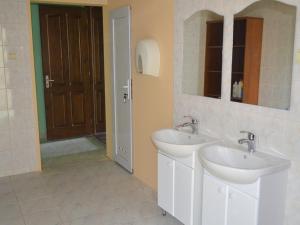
[31,0,107,6]
[104,0,174,189]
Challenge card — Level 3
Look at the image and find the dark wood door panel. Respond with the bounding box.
[40,5,94,140]
[70,92,85,126]
[51,92,68,127]
[67,12,87,83]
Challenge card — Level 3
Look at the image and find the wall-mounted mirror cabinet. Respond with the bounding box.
[230,0,296,110]
[182,10,224,99]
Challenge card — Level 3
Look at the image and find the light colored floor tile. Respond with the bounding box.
[41,137,105,158]
[23,209,62,225]
[0,191,18,205]
[1,149,182,225]
[0,180,13,196]
[19,196,58,215]
[0,217,25,225]
[0,203,22,221]
[133,215,183,225]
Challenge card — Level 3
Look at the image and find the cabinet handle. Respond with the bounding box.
[229,192,235,199]
[217,187,225,194]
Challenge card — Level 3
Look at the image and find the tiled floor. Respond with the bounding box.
[0,150,182,225]
[41,136,105,158]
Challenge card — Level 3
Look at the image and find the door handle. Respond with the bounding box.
[45,75,54,89]
[122,79,131,103]
[123,93,128,103]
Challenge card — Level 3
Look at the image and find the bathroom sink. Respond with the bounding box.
[152,129,216,157]
[199,143,291,184]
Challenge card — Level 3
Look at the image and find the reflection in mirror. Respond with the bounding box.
[182,10,224,98]
[231,0,296,110]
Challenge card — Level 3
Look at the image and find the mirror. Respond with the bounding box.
[182,10,224,98]
[231,0,296,110]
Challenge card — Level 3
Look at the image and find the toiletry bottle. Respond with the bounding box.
[233,82,238,98]
[237,81,241,99]
[239,80,243,99]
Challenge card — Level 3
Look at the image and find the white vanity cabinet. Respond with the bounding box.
[202,173,257,225]
[158,152,200,225]
[158,153,174,214]
[202,170,288,225]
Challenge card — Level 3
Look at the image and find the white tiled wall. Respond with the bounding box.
[174,0,300,224]
[0,0,38,177]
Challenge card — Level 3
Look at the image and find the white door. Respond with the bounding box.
[202,174,227,225]
[174,162,193,225]
[158,153,174,214]
[227,188,258,225]
[110,6,133,172]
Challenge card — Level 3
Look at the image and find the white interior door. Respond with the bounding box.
[110,6,132,172]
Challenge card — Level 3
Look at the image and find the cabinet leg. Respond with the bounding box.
[162,210,167,216]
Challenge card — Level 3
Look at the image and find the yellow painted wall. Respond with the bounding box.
[104,0,174,189]
[31,0,107,6]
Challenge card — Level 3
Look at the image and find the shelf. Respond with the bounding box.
[207,45,223,48]
[233,45,245,48]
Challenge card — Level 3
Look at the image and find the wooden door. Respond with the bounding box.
[40,6,93,140]
[89,7,106,133]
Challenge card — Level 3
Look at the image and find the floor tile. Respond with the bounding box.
[0,217,25,225]
[19,196,58,215]
[0,203,22,221]
[1,150,182,225]
[23,209,62,225]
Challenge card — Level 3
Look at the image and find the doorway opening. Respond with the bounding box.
[31,4,106,167]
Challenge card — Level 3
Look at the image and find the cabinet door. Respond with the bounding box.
[158,153,174,214]
[174,161,193,225]
[202,174,227,225]
[227,188,258,225]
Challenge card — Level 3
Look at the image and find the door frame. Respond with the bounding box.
[29,1,108,170]
[110,6,133,172]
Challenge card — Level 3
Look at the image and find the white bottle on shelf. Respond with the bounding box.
[238,80,243,99]
[233,82,238,98]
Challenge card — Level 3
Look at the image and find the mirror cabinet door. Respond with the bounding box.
[231,1,296,110]
[182,10,224,98]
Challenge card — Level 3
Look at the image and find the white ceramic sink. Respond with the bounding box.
[152,129,216,157]
[199,143,291,184]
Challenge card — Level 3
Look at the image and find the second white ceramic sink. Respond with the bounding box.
[199,143,291,184]
[152,129,216,157]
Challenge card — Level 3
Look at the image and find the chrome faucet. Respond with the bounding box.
[238,131,256,153]
[175,116,199,134]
